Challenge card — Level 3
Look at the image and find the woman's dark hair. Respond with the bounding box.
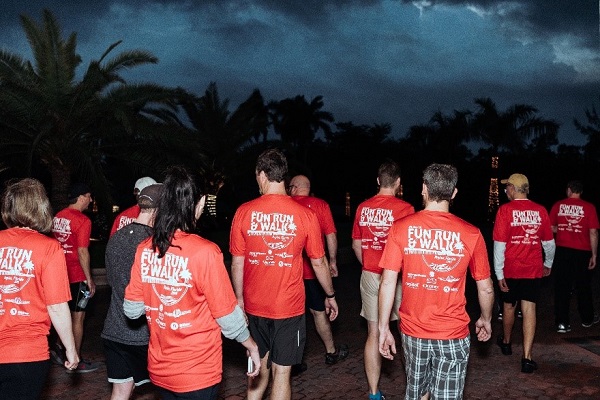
[152,166,204,257]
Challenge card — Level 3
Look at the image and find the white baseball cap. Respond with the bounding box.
[134,177,156,192]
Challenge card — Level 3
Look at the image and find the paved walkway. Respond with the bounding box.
[41,258,600,399]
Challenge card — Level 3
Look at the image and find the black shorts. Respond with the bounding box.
[502,278,541,304]
[247,313,306,367]
[68,281,91,312]
[103,338,150,386]
[304,279,326,312]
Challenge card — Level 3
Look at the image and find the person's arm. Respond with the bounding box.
[541,239,555,276]
[47,302,79,369]
[325,232,338,277]
[474,277,494,342]
[551,225,557,234]
[77,247,95,297]
[231,255,245,310]
[589,229,598,270]
[378,269,398,360]
[493,241,508,292]
[352,239,363,265]
[216,305,260,377]
[311,256,338,321]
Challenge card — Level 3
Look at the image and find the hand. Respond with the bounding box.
[87,279,96,297]
[378,327,396,360]
[325,297,338,321]
[542,267,552,277]
[589,255,596,270]
[330,263,339,277]
[64,347,80,371]
[475,317,492,342]
[498,279,509,292]
[246,347,261,378]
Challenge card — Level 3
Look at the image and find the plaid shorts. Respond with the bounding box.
[401,332,470,400]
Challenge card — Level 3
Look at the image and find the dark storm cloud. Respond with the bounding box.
[404,0,599,49]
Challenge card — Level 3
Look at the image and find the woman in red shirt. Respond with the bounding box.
[124,166,260,400]
[0,178,79,399]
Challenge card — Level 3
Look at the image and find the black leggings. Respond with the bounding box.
[0,360,50,400]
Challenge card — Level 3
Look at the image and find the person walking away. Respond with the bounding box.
[0,178,79,399]
[230,149,338,400]
[110,177,156,236]
[352,160,414,400]
[52,182,99,373]
[549,180,599,332]
[289,174,349,366]
[102,183,163,399]
[378,163,494,400]
[124,166,260,400]
[493,173,555,373]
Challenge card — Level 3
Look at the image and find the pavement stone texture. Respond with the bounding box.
[41,259,600,399]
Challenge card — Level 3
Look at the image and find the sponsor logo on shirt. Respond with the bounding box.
[0,247,35,295]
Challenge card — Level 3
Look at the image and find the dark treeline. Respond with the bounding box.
[1,10,599,237]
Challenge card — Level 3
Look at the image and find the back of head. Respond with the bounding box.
[256,148,287,183]
[138,184,164,210]
[2,178,53,233]
[153,166,203,257]
[378,160,401,188]
[68,182,91,205]
[423,163,458,202]
[567,180,583,194]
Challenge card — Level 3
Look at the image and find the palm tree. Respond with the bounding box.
[179,82,270,194]
[470,97,558,219]
[0,9,187,209]
[269,95,334,164]
[574,102,600,163]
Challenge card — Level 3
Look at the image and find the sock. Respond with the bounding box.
[369,391,382,400]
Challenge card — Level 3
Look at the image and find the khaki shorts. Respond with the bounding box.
[360,270,402,322]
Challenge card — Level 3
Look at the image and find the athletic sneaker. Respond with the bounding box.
[325,344,349,365]
[556,323,571,333]
[582,314,600,328]
[66,359,100,374]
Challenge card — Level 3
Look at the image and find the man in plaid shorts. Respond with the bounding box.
[378,163,494,399]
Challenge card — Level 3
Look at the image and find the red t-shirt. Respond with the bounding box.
[52,208,91,283]
[229,194,325,318]
[493,199,554,279]
[124,231,236,393]
[549,197,599,251]
[379,210,491,339]
[292,195,336,280]
[352,195,415,274]
[110,205,140,237]
[0,227,71,363]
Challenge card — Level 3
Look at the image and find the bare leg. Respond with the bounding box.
[111,381,135,400]
[311,309,336,354]
[521,300,536,360]
[502,302,516,343]
[248,353,270,400]
[71,311,86,356]
[365,320,382,395]
[269,362,292,400]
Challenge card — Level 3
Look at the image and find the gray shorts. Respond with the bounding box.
[402,332,470,400]
[360,270,401,322]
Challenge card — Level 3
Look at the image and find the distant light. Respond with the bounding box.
[345,192,351,217]
[112,205,120,213]
[206,194,217,217]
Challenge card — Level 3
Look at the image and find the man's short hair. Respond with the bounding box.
[378,160,401,188]
[567,180,583,194]
[256,148,287,183]
[423,163,458,202]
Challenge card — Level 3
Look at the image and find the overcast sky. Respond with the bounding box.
[1,0,599,146]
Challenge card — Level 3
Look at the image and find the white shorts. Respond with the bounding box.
[360,270,402,322]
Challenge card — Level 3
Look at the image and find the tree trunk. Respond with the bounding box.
[48,163,72,212]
